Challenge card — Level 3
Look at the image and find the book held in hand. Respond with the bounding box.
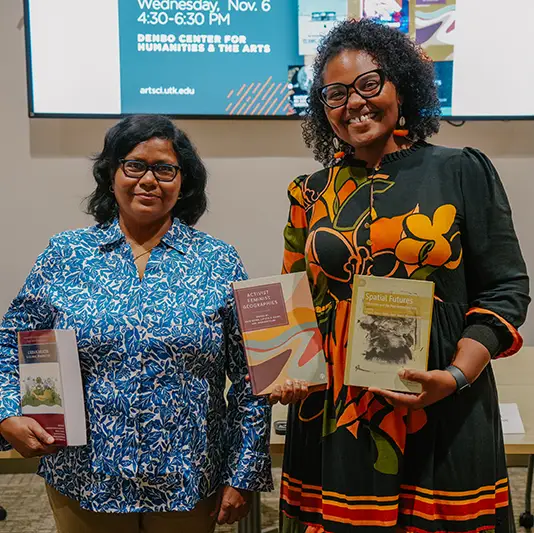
[232,272,327,395]
[345,275,434,393]
[18,330,87,446]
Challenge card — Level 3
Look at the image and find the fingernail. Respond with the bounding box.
[286,380,292,386]
[46,437,54,444]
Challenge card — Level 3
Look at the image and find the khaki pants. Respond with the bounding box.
[46,484,217,533]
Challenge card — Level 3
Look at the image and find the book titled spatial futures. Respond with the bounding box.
[232,272,327,395]
[345,275,434,393]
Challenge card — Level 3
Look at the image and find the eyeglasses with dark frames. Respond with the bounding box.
[319,69,386,109]
[119,159,181,182]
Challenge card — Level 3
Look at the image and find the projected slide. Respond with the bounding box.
[25,0,534,118]
[119,0,301,116]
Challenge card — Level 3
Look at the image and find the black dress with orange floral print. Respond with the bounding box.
[279,142,530,533]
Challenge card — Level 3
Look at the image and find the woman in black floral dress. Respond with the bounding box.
[273,19,530,533]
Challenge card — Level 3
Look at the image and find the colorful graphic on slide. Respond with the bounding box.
[415,0,456,61]
[298,0,348,56]
[361,0,411,34]
[415,0,456,115]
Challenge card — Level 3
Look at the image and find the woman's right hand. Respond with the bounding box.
[269,380,309,405]
[0,416,58,458]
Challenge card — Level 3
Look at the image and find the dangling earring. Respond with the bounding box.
[394,113,409,137]
[333,137,345,161]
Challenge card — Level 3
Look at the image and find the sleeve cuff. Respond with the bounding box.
[0,414,16,452]
[0,434,12,452]
[462,324,501,358]
[224,450,274,492]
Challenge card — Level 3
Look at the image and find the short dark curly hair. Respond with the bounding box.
[303,18,441,166]
[87,115,207,226]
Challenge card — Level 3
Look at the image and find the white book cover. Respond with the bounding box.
[345,275,434,393]
[18,329,86,446]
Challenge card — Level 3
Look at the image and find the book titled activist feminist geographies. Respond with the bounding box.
[18,330,87,446]
[345,275,434,393]
[233,272,327,395]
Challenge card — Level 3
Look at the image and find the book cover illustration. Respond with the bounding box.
[345,275,434,393]
[21,373,63,409]
[18,329,86,447]
[233,272,327,395]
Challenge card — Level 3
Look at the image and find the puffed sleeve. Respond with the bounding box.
[459,148,530,358]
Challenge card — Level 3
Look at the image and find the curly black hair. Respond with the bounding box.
[303,18,441,166]
[86,115,207,226]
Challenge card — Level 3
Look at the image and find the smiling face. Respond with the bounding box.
[113,137,181,226]
[321,49,401,150]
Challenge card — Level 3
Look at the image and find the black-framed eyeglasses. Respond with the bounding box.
[119,159,181,182]
[319,69,386,109]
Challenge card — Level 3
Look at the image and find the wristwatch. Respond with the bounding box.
[445,364,471,394]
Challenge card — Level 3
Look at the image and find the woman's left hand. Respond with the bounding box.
[369,368,458,410]
[211,485,252,525]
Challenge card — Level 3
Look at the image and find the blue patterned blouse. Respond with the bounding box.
[0,218,273,513]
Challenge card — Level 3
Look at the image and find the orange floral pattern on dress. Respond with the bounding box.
[283,173,461,477]
[371,207,418,255]
[395,205,456,267]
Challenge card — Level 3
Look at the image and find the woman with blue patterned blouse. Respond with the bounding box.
[0,115,273,532]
